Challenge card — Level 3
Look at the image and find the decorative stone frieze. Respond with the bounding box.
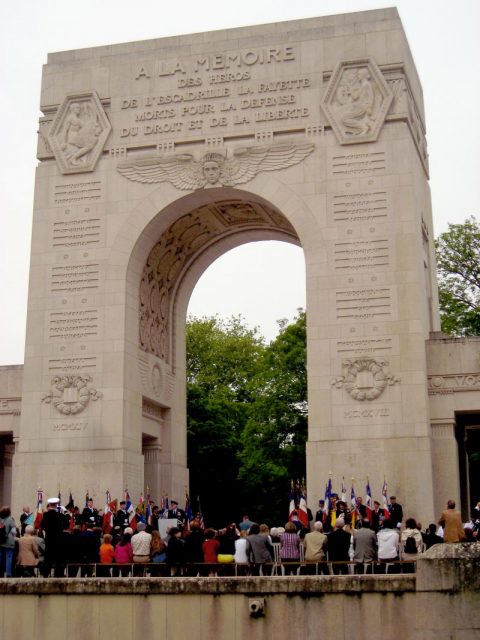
[428,373,480,395]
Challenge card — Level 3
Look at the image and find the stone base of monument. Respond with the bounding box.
[0,545,478,639]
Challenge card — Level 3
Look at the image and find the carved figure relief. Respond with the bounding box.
[322,59,393,145]
[48,91,111,174]
[117,141,314,189]
[42,375,102,415]
[331,358,400,401]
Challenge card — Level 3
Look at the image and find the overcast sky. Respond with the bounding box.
[1,0,479,364]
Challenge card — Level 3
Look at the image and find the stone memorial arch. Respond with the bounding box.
[10,8,480,522]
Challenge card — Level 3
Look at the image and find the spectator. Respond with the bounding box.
[98,533,115,577]
[303,521,328,575]
[376,518,399,573]
[438,500,466,543]
[17,525,39,577]
[352,519,377,574]
[400,517,423,572]
[0,506,17,577]
[422,523,443,550]
[246,523,274,576]
[166,527,185,575]
[114,531,133,576]
[327,518,351,575]
[131,522,152,574]
[279,521,301,575]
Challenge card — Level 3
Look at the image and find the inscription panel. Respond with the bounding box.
[53,180,103,206]
[48,357,97,372]
[50,264,100,293]
[330,190,389,225]
[335,287,392,323]
[47,309,100,341]
[335,336,395,357]
[330,150,386,178]
[332,238,389,271]
[51,216,103,249]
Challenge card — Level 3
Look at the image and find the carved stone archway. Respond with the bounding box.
[133,194,302,502]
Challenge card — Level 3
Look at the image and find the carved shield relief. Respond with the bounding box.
[48,91,111,174]
[322,59,393,145]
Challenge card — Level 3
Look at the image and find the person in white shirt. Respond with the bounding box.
[376,518,399,574]
[131,522,152,575]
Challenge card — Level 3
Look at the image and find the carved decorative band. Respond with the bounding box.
[428,374,480,395]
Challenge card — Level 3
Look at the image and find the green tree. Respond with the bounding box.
[238,310,307,523]
[186,311,308,526]
[186,315,265,526]
[435,216,480,335]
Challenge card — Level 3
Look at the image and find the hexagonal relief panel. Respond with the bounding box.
[321,58,393,145]
[48,91,111,174]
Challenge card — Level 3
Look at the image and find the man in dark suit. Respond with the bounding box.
[371,501,384,532]
[327,518,351,575]
[388,496,403,528]
[167,500,186,526]
[81,498,99,528]
[114,501,130,530]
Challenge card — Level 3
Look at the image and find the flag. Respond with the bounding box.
[125,489,137,531]
[365,479,372,521]
[65,491,75,530]
[288,480,297,521]
[65,491,74,511]
[102,490,117,534]
[350,483,357,529]
[57,490,62,512]
[382,479,390,518]
[298,479,309,528]
[341,477,347,503]
[161,495,170,518]
[185,493,193,531]
[196,495,205,529]
[146,489,152,527]
[324,477,332,515]
[136,493,146,523]
[85,491,90,507]
[34,489,44,529]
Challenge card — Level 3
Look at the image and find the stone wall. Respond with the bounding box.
[0,544,478,639]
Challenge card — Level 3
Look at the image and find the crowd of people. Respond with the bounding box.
[0,496,478,578]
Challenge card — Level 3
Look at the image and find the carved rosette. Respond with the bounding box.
[322,59,393,145]
[331,358,400,401]
[48,91,111,174]
[42,375,102,415]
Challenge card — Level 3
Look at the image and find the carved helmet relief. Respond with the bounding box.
[321,59,393,145]
[48,91,112,174]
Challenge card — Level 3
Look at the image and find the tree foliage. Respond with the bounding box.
[186,311,307,527]
[435,216,480,335]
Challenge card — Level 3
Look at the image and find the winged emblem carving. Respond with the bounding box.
[116,141,315,189]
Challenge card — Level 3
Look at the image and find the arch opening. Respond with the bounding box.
[134,194,307,513]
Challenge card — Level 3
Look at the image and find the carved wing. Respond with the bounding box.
[221,142,315,186]
[117,154,205,190]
